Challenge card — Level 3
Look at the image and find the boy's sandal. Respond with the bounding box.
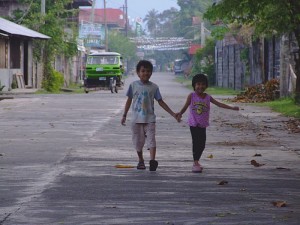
[149,160,158,171]
[137,161,146,170]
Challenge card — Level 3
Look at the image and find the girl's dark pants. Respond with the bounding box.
[189,126,206,161]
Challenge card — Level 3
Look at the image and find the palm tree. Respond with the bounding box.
[143,9,160,37]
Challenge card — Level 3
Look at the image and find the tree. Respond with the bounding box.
[204,0,300,103]
[192,38,215,84]
[143,9,160,37]
[176,0,212,38]
[158,8,179,37]
[108,31,138,72]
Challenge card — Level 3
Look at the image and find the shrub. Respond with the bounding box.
[42,68,64,92]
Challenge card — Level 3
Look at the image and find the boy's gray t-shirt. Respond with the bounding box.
[126,80,162,123]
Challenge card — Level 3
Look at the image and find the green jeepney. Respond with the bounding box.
[84,52,124,93]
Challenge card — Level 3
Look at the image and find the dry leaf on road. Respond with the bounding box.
[272,201,287,207]
[251,159,265,167]
[218,180,228,185]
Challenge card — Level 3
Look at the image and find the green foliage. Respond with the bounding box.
[260,98,300,118]
[240,48,249,62]
[204,0,300,102]
[142,0,212,38]
[175,75,239,95]
[11,79,18,89]
[192,38,216,85]
[108,31,138,69]
[143,9,160,37]
[0,81,5,92]
[9,0,78,92]
[176,0,212,37]
[204,0,300,38]
[211,26,229,40]
[42,64,64,92]
[206,86,239,95]
[157,8,179,37]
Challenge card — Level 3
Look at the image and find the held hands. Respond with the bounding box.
[174,112,182,122]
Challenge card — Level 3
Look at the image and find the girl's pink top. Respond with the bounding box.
[188,92,211,128]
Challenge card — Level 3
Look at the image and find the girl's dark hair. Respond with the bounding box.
[192,73,208,90]
[136,60,153,73]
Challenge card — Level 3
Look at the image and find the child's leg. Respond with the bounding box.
[145,123,156,160]
[149,147,156,160]
[145,123,158,171]
[131,123,146,162]
[137,151,144,162]
[190,126,206,164]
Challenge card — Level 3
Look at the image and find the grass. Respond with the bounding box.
[175,75,299,118]
[206,87,240,95]
[259,98,300,118]
[175,76,240,95]
[35,85,85,94]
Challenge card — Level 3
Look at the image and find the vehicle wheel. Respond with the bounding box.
[85,89,89,93]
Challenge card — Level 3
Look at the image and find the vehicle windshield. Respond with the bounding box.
[174,60,183,66]
[87,56,119,65]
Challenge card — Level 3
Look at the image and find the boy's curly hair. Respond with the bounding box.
[136,60,153,73]
[192,73,208,90]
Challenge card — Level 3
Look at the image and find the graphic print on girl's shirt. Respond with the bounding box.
[188,93,211,128]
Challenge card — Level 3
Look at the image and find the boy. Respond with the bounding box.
[121,60,178,171]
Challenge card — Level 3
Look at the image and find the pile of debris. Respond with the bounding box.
[285,119,300,133]
[232,79,280,103]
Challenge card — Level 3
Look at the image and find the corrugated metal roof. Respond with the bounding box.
[0,17,50,39]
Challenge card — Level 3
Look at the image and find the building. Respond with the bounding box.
[0,17,50,91]
[0,0,93,91]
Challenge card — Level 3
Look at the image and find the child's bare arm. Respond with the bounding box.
[176,93,192,121]
[121,98,132,125]
[158,99,176,118]
[210,97,239,110]
[179,93,192,115]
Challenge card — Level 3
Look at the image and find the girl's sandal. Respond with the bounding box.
[137,161,146,170]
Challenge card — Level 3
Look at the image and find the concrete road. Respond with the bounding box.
[0,72,299,225]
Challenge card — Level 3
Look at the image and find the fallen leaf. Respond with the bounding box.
[207,154,213,159]
[215,212,236,217]
[115,164,135,168]
[216,213,226,217]
[272,201,287,207]
[218,180,228,185]
[253,153,262,157]
[251,160,265,167]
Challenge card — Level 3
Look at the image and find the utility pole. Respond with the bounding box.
[41,0,45,15]
[90,0,96,23]
[104,0,108,51]
[125,0,128,37]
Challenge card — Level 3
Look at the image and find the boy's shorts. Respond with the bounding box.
[131,123,156,152]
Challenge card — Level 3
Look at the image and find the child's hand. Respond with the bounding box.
[232,106,239,111]
[121,116,126,126]
[175,113,182,122]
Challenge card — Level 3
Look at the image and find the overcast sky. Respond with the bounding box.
[96,0,179,22]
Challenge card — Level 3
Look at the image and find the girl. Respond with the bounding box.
[177,74,239,173]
